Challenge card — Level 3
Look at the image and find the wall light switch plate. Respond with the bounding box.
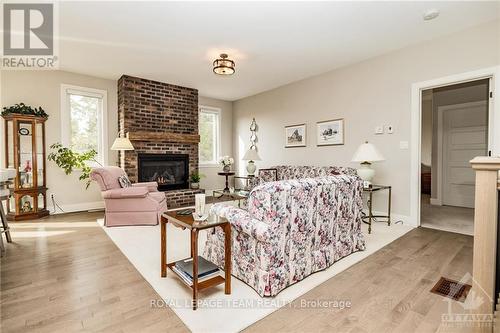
[385,125,394,134]
[399,141,409,149]
[375,126,384,135]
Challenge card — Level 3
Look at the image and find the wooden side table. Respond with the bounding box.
[362,184,391,234]
[217,171,235,193]
[160,210,231,310]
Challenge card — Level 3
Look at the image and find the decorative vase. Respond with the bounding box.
[246,160,256,176]
[223,165,230,173]
[191,182,200,189]
[195,193,206,218]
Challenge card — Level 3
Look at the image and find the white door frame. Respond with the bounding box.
[436,101,488,206]
[410,66,499,227]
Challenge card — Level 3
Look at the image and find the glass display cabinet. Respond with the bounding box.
[3,114,49,220]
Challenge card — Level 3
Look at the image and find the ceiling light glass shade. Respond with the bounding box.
[242,148,261,161]
[111,134,134,151]
[351,141,385,163]
[213,53,235,75]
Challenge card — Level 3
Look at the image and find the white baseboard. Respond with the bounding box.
[430,198,442,206]
[420,223,473,236]
[370,210,415,227]
[51,201,104,215]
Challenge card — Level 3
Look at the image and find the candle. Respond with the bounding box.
[195,193,205,218]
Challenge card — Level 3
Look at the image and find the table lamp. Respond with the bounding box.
[111,132,134,151]
[242,148,261,176]
[351,141,385,187]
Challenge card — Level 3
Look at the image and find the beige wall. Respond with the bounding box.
[232,20,500,219]
[198,96,233,193]
[0,71,234,212]
[1,70,118,213]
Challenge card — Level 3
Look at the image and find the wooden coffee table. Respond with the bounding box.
[160,210,231,310]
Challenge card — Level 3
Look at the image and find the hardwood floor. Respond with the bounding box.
[1,212,473,333]
[0,212,188,333]
[246,227,473,333]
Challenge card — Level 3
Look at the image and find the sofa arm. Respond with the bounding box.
[102,187,149,199]
[211,203,271,243]
[132,182,158,192]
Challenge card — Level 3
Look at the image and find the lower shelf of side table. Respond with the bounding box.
[166,261,226,291]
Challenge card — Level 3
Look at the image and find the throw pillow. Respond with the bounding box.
[118,175,132,188]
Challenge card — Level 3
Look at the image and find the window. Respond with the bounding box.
[199,106,221,165]
[61,84,107,165]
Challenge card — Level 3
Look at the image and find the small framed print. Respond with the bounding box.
[285,124,306,148]
[317,118,344,146]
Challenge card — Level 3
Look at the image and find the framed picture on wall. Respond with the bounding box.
[316,118,344,146]
[284,124,307,148]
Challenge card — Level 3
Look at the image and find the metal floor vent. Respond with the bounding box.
[430,277,471,302]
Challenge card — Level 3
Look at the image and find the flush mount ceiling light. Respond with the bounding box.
[423,9,440,21]
[213,53,235,75]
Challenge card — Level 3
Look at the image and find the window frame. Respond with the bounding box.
[60,84,108,166]
[198,105,221,167]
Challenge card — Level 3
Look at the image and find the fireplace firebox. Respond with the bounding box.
[138,153,189,191]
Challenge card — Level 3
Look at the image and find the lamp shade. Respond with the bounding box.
[111,135,134,151]
[351,141,385,163]
[242,148,261,161]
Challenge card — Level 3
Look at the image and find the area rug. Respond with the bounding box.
[100,213,413,333]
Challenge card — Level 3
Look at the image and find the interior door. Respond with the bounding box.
[442,101,488,208]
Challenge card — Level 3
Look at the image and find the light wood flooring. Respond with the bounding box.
[1,212,473,333]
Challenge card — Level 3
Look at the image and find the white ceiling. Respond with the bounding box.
[59,1,499,101]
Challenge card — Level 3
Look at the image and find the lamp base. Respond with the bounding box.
[246,160,256,176]
[356,162,375,187]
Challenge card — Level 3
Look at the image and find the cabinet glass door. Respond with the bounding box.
[37,193,45,210]
[7,120,14,168]
[19,194,35,214]
[36,122,44,187]
[18,122,34,189]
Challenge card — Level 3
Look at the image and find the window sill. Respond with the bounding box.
[200,164,222,169]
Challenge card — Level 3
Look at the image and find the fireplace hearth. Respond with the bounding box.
[138,153,189,191]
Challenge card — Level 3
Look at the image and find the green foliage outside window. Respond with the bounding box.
[69,94,99,154]
[199,111,217,163]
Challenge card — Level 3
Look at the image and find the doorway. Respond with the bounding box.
[420,79,490,235]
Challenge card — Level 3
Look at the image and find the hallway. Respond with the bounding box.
[420,194,474,235]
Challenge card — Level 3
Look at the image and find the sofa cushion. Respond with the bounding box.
[102,187,148,199]
[118,175,132,188]
[259,165,358,183]
[132,182,159,192]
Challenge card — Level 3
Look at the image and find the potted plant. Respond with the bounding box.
[2,103,48,118]
[219,156,234,173]
[190,172,202,189]
[47,143,101,189]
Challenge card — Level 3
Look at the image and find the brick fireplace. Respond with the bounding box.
[117,75,203,208]
[137,153,189,191]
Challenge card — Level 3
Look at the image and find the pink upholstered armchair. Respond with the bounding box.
[90,166,167,227]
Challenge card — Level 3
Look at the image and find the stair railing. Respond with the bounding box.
[470,156,500,333]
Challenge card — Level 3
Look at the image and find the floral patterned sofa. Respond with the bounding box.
[248,165,358,189]
[204,171,366,297]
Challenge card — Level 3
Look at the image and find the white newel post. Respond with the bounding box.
[470,157,500,333]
